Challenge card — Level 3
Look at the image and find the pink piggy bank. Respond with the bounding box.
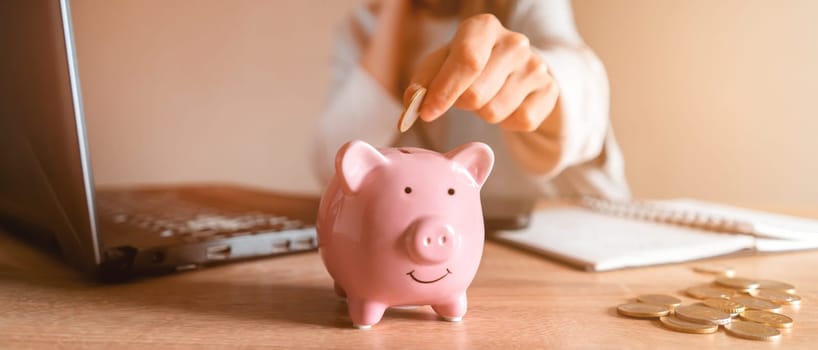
[316,140,494,329]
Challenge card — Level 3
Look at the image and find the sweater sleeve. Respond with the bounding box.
[502,0,611,180]
[312,8,403,185]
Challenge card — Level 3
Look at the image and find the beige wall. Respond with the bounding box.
[74,0,818,206]
[73,0,359,194]
[574,0,818,207]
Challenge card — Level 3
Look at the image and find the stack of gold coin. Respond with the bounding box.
[636,294,682,309]
[693,264,736,277]
[757,280,796,294]
[616,302,670,318]
[714,276,760,293]
[686,286,734,300]
[739,310,794,329]
[729,295,782,313]
[702,298,745,316]
[675,305,732,325]
[659,316,718,334]
[613,271,802,342]
[724,320,781,341]
[752,289,802,305]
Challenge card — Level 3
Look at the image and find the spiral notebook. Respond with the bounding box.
[493,198,818,271]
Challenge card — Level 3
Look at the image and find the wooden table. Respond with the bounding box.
[1,207,816,349]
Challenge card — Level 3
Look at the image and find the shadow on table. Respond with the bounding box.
[115,278,442,328]
[0,231,441,329]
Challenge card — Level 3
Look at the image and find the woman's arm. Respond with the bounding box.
[502,0,611,178]
[361,0,409,96]
[313,4,405,185]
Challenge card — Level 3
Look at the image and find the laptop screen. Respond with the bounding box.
[0,0,101,273]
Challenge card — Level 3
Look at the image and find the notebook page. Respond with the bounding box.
[654,199,818,241]
[493,207,756,271]
[754,238,818,252]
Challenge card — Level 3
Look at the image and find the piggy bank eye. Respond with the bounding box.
[404,186,412,194]
[448,188,455,196]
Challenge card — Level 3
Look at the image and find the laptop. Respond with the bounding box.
[0,0,320,281]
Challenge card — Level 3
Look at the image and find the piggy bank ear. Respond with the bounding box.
[445,142,494,187]
[335,140,388,195]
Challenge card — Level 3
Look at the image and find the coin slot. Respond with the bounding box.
[206,244,231,260]
[398,148,411,154]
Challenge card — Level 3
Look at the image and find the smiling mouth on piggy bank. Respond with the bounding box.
[406,268,452,284]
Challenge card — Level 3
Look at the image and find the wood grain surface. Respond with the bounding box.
[1,206,816,349]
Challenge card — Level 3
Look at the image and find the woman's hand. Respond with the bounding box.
[404,14,559,132]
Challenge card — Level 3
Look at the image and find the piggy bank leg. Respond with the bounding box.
[333,281,347,298]
[432,293,467,322]
[347,298,387,329]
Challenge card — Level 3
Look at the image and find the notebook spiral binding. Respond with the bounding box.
[579,196,758,237]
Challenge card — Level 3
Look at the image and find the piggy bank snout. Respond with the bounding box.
[406,218,457,264]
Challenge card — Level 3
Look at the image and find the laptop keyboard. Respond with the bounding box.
[95,191,310,243]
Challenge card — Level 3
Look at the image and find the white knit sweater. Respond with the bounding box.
[314,0,630,200]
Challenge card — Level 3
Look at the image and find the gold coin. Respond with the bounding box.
[724,320,781,341]
[703,298,746,315]
[729,295,783,313]
[693,264,735,277]
[637,294,682,308]
[397,87,426,133]
[675,304,732,325]
[686,286,734,300]
[715,276,760,291]
[756,280,796,294]
[617,303,670,318]
[752,289,802,305]
[719,286,754,294]
[659,315,719,334]
[740,310,793,329]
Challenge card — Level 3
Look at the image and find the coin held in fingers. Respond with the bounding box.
[398,87,427,133]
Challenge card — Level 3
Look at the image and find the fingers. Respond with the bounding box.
[499,81,559,132]
[477,54,552,125]
[454,32,531,111]
[403,13,554,132]
[404,46,448,106]
[418,14,502,121]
